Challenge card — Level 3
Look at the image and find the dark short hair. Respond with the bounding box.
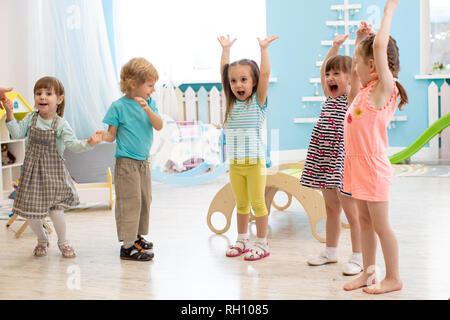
[325,55,352,75]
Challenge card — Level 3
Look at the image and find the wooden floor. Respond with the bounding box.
[1,170,449,300]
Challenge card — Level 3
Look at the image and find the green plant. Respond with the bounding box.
[432,61,445,71]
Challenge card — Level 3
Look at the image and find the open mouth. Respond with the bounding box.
[237,90,246,97]
[38,103,49,107]
[328,84,339,95]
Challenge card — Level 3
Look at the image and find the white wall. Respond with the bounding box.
[0,0,33,104]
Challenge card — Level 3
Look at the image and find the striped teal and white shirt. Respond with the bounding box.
[224,92,267,160]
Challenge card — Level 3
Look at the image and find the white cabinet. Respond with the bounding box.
[0,92,33,200]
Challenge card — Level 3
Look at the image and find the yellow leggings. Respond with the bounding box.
[229,159,268,218]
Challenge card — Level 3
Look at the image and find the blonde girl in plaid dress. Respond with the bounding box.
[1,77,103,258]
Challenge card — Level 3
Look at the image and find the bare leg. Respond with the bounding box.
[337,193,361,253]
[363,201,402,294]
[322,189,343,248]
[255,214,268,238]
[237,213,250,234]
[344,199,378,291]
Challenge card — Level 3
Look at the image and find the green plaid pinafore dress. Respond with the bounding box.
[12,113,80,219]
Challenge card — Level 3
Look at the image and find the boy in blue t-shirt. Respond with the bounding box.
[102,57,163,261]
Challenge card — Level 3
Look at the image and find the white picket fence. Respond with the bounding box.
[174,86,226,126]
[428,81,450,160]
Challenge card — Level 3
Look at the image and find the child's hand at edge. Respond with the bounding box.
[87,132,103,147]
[0,95,14,113]
[217,35,237,49]
[257,35,279,49]
[0,87,13,101]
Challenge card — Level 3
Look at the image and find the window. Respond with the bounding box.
[429,0,450,71]
[420,0,450,74]
[113,0,266,84]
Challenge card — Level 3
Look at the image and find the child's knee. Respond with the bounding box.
[251,200,268,218]
[344,209,359,225]
[236,203,251,215]
[358,215,371,228]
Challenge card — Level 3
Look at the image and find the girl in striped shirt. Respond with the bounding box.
[218,34,278,261]
[300,29,375,275]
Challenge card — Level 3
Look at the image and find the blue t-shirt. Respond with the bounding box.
[103,96,160,160]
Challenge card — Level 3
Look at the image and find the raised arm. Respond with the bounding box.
[374,0,398,91]
[218,35,237,82]
[256,35,278,107]
[348,21,375,105]
[321,33,350,97]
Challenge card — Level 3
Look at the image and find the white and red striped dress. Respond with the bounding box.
[300,94,350,194]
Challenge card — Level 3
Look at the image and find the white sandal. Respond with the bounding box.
[58,241,76,258]
[33,242,49,257]
[226,239,249,257]
[243,242,270,261]
[342,253,363,276]
[307,250,338,266]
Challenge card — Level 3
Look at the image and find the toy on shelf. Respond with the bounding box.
[0,91,32,198]
[1,144,16,165]
[8,180,19,199]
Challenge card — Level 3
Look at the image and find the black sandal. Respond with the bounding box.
[135,235,153,250]
[120,243,154,261]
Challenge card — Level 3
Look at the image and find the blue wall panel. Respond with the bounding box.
[266,0,429,151]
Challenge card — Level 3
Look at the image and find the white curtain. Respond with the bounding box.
[27,0,120,138]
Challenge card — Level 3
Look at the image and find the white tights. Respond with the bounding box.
[28,210,67,244]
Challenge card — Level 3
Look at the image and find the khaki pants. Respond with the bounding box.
[114,157,152,243]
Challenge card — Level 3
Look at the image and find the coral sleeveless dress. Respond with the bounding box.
[343,80,398,201]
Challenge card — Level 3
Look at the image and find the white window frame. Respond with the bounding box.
[419,0,450,76]
[420,0,432,75]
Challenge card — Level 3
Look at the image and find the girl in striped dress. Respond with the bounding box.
[218,34,278,261]
[300,32,370,276]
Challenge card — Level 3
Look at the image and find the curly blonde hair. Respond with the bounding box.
[120,58,159,95]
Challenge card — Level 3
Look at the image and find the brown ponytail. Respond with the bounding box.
[359,35,409,110]
[395,81,408,110]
